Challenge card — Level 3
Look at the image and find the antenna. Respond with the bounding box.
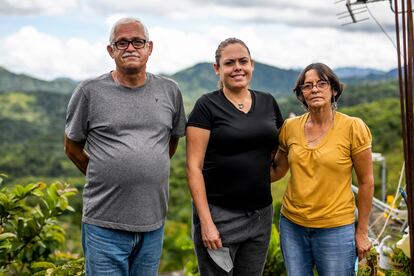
[337,0,413,25]
[336,0,387,25]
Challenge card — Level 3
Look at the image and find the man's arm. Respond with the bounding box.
[64,135,89,175]
[169,136,180,158]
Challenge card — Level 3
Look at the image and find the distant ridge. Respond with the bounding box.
[335,67,385,78]
[0,63,397,98]
[0,66,77,94]
[168,61,300,98]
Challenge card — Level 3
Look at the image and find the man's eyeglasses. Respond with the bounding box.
[112,39,147,50]
[301,80,330,93]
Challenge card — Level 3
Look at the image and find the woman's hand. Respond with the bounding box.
[355,230,371,260]
[201,220,222,249]
[270,149,289,182]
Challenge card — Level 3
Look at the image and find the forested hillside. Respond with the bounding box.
[0,65,405,273]
[0,66,77,94]
[0,91,78,178]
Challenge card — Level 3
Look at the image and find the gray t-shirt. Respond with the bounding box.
[65,72,186,232]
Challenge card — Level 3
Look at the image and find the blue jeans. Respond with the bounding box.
[279,215,356,276]
[82,223,164,276]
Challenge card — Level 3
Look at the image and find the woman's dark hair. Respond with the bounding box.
[215,38,251,67]
[293,62,344,108]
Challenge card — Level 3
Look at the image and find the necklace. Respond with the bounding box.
[224,90,250,110]
[305,112,335,144]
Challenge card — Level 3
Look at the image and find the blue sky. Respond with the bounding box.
[0,0,398,81]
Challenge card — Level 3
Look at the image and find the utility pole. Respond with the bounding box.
[393,0,414,272]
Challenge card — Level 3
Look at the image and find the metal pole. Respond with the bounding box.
[405,1,414,272]
[393,0,414,271]
[381,158,386,203]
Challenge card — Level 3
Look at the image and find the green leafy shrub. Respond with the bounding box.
[263,224,285,276]
[161,220,195,272]
[0,174,84,275]
[390,247,410,275]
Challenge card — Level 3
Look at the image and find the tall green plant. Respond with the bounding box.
[0,174,84,275]
[263,224,285,276]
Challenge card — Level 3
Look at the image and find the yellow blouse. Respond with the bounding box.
[279,111,372,228]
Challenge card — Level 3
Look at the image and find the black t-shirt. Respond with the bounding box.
[187,89,284,210]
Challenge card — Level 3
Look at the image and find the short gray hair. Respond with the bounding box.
[109,17,149,44]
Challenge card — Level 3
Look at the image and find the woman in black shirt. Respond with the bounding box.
[186,38,284,275]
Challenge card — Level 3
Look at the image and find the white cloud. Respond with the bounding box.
[0,0,78,15]
[0,26,112,80]
[0,0,396,32]
[249,26,397,71]
[0,21,398,82]
[0,1,400,81]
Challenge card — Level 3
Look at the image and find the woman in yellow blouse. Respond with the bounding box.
[272,62,374,275]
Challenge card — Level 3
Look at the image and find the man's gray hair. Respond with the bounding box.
[109,17,149,44]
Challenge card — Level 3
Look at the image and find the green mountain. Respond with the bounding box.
[169,62,300,99]
[0,62,299,98]
[0,66,77,94]
[0,63,397,101]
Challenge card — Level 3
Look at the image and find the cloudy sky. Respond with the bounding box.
[0,0,400,81]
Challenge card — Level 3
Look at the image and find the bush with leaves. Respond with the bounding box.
[390,247,410,275]
[0,174,84,275]
[263,224,285,276]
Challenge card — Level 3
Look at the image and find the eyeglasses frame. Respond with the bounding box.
[112,39,148,50]
[301,80,330,93]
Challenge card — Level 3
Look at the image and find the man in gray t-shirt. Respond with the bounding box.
[64,17,186,276]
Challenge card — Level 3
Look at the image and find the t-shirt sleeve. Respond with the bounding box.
[272,96,285,129]
[171,86,187,137]
[186,96,212,130]
[350,117,372,155]
[65,85,89,142]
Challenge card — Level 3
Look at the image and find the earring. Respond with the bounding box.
[332,95,338,111]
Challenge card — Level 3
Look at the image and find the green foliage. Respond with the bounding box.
[161,220,195,272]
[168,139,192,224]
[0,175,83,275]
[161,139,195,272]
[31,257,84,276]
[390,248,410,275]
[0,93,46,123]
[184,259,200,276]
[358,247,379,276]
[341,98,402,153]
[263,224,285,276]
[357,246,412,275]
[0,91,80,180]
[342,98,404,197]
[0,66,76,94]
[0,65,406,274]
[341,80,399,107]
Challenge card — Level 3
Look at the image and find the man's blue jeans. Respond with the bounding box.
[279,215,356,276]
[82,223,164,276]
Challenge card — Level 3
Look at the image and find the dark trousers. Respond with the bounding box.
[192,204,273,276]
